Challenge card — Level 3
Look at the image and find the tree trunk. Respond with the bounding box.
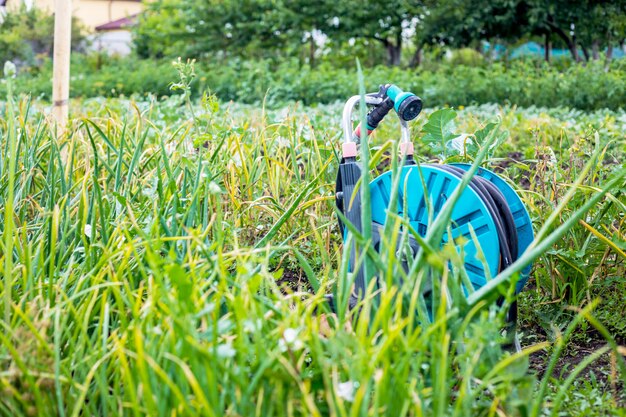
[546,20,580,62]
[544,33,551,62]
[410,44,423,67]
[386,43,402,66]
[605,44,613,71]
[591,40,599,60]
[309,35,315,67]
[375,35,402,66]
[571,43,580,62]
[580,43,590,61]
[386,43,394,66]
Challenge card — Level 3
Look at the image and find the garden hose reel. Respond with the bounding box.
[334,84,534,326]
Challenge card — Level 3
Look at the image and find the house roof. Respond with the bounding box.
[95,13,139,31]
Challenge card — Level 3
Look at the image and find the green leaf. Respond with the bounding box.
[112,192,127,206]
[473,122,498,145]
[473,121,508,157]
[167,264,192,302]
[421,108,458,156]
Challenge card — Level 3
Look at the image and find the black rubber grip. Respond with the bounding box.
[366,98,394,130]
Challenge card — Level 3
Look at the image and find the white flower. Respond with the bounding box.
[4,61,16,78]
[336,381,357,402]
[283,328,298,343]
[216,343,236,359]
[279,328,304,352]
[84,224,92,238]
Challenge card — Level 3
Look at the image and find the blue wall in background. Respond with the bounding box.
[484,41,625,60]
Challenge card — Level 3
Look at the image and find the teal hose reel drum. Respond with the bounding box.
[334,84,533,345]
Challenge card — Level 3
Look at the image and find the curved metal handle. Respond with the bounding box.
[341,95,411,145]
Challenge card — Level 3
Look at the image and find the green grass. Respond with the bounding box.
[1,79,625,417]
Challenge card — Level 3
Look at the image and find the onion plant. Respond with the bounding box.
[0,64,624,416]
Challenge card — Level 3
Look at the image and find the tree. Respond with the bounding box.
[421,0,527,48]
[134,0,429,67]
[421,0,626,63]
[135,0,328,62]
[278,0,332,66]
[573,1,626,62]
[135,0,625,65]
[321,0,426,66]
[522,0,626,62]
[525,0,589,62]
[0,4,85,68]
[134,0,190,59]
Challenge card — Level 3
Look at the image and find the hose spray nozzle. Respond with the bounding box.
[385,84,423,121]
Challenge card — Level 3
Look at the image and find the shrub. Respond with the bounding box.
[3,56,625,110]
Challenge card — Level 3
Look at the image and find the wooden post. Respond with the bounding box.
[52,0,72,163]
